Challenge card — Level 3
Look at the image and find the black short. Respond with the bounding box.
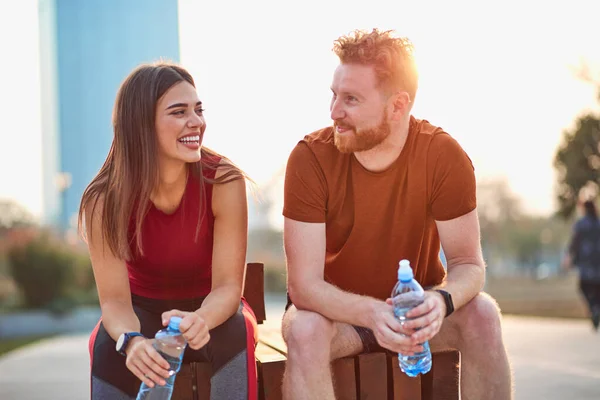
[285,294,392,354]
[352,325,392,354]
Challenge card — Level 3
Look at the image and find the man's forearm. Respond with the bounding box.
[289,280,379,328]
[435,262,485,310]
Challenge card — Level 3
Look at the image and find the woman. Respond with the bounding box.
[80,61,257,399]
[563,200,600,331]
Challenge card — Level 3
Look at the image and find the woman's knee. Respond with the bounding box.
[282,308,335,354]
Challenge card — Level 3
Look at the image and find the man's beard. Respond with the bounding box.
[333,111,391,154]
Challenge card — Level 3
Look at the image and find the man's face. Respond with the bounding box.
[330,63,391,153]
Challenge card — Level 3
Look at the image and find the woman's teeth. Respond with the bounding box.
[178,135,200,143]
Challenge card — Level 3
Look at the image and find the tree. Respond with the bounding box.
[7,232,76,310]
[476,179,571,277]
[554,68,600,218]
[0,199,35,236]
[477,178,523,223]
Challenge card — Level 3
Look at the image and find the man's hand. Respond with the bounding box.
[368,301,426,355]
[161,309,210,350]
[386,291,446,345]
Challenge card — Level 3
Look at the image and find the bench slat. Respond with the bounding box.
[258,323,288,355]
[173,362,211,400]
[332,357,357,400]
[389,354,422,400]
[244,262,266,324]
[357,353,388,399]
[194,363,211,400]
[421,349,461,400]
[256,342,286,400]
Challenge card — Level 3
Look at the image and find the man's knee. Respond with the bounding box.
[455,292,503,344]
[283,308,335,355]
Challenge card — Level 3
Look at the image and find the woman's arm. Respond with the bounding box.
[85,196,170,387]
[196,170,248,330]
[85,196,140,342]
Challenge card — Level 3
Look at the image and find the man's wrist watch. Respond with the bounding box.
[116,332,144,356]
[435,289,454,317]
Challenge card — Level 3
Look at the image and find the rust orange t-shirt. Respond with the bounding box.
[283,116,477,300]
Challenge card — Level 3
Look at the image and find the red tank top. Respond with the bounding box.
[126,166,216,299]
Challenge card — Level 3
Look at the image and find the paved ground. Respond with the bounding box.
[0,293,598,399]
[501,314,600,399]
[0,334,91,400]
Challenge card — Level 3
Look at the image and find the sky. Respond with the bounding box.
[1,0,600,224]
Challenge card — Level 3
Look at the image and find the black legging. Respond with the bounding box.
[89,295,257,399]
[580,280,600,315]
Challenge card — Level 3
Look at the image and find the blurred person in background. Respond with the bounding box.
[79,61,257,399]
[563,199,600,331]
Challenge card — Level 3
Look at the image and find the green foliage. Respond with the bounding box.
[0,335,53,358]
[0,199,35,236]
[71,248,95,292]
[554,69,600,219]
[264,264,287,293]
[247,227,284,264]
[477,179,571,276]
[7,233,82,311]
[505,218,562,269]
[554,113,600,218]
[248,228,288,292]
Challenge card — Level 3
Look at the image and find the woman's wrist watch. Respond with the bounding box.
[116,332,144,356]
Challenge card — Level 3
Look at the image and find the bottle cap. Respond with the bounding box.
[168,316,183,331]
[398,259,413,281]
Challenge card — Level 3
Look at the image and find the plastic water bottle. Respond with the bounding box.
[391,259,432,377]
[136,316,188,400]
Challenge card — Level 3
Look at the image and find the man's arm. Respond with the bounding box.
[285,218,416,353]
[435,208,486,309]
[402,208,485,344]
[285,218,376,327]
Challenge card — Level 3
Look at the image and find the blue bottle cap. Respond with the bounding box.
[398,259,413,281]
[168,316,183,331]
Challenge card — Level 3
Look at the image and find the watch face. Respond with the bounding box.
[116,333,126,352]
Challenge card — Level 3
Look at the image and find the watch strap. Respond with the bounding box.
[435,289,454,317]
[117,332,144,356]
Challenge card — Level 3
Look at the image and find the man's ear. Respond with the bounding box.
[390,91,411,120]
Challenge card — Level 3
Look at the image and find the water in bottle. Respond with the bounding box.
[136,316,188,400]
[391,259,432,377]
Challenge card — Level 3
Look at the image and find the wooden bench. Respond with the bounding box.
[173,263,461,399]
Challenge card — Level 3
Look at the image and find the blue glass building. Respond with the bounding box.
[38,0,180,229]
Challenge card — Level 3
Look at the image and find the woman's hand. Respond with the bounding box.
[162,309,210,350]
[125,336,171,388]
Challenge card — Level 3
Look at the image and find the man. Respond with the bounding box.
[281,28,512,400]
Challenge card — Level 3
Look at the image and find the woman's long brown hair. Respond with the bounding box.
[78,61,248,260]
